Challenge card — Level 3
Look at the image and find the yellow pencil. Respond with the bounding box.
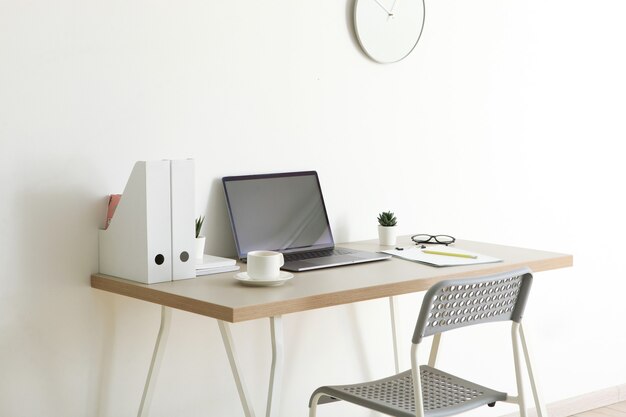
[422,250,477,259]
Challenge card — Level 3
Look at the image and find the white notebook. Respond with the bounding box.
[196,254,237,269]
[196,265,240,276]
[382,246,502,267]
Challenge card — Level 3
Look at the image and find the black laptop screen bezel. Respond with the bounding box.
[222,171,336,260]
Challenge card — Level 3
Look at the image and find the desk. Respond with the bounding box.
[91,237,572,417]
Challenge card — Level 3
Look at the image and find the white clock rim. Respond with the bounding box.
[353,0,426,64]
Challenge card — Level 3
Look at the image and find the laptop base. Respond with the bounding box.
[282,248,391,272]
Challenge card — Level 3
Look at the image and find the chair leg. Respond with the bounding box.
[512,322,528,417]
[428,333,441,367]
[411,343,426,417]
[309,393,325,417]
[519,324,549,417]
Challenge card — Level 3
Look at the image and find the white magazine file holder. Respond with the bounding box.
[170,159,196,281]
[98,159,196,284]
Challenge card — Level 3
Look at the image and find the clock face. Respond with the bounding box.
[354,0,425,63]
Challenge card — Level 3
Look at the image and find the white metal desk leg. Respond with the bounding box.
[218,321,257,417]
[138,306,172,417]
[389,296,400,373]
[266,316,284,417]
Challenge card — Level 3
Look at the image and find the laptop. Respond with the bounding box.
[222,171,391,272]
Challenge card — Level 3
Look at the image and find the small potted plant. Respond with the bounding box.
[377,211,398,246]
[195,215,205,260]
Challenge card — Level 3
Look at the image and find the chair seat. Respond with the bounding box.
[310,365,507,417]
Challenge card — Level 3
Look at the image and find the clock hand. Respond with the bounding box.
[389,0,399,13]
[372,0,393,16]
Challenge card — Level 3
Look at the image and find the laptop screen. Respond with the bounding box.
[223,171,335,259]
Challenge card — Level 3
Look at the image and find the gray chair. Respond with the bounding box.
[309,268,548,417]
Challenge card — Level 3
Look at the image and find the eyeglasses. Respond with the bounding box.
[411,234,456,245]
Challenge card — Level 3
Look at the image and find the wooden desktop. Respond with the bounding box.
[91,236,573,417]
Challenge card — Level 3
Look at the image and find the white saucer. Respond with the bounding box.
[234,271,294,287]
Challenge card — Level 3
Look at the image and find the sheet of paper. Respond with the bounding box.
[381,245,502,267]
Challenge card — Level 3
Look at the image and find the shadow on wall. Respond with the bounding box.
[345,0,369,60]
[15,183,103,288]
[202,178,236,258]
[5,166,109,415]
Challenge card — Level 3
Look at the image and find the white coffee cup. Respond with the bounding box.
[246,250,285,280]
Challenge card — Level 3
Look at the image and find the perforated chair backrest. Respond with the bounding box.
[412,268,533,343]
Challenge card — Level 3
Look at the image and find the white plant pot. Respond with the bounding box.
[195,236,206,260]
[378,226,397,246]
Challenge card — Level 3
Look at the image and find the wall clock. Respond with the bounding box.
[354,0,425,63]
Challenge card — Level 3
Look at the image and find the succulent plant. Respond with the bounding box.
[377,211,397,227]
[195,216,205,238]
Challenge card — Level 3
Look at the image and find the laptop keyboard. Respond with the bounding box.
[284,248,354,262]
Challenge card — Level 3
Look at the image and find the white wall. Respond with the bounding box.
[1,0,625,416]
